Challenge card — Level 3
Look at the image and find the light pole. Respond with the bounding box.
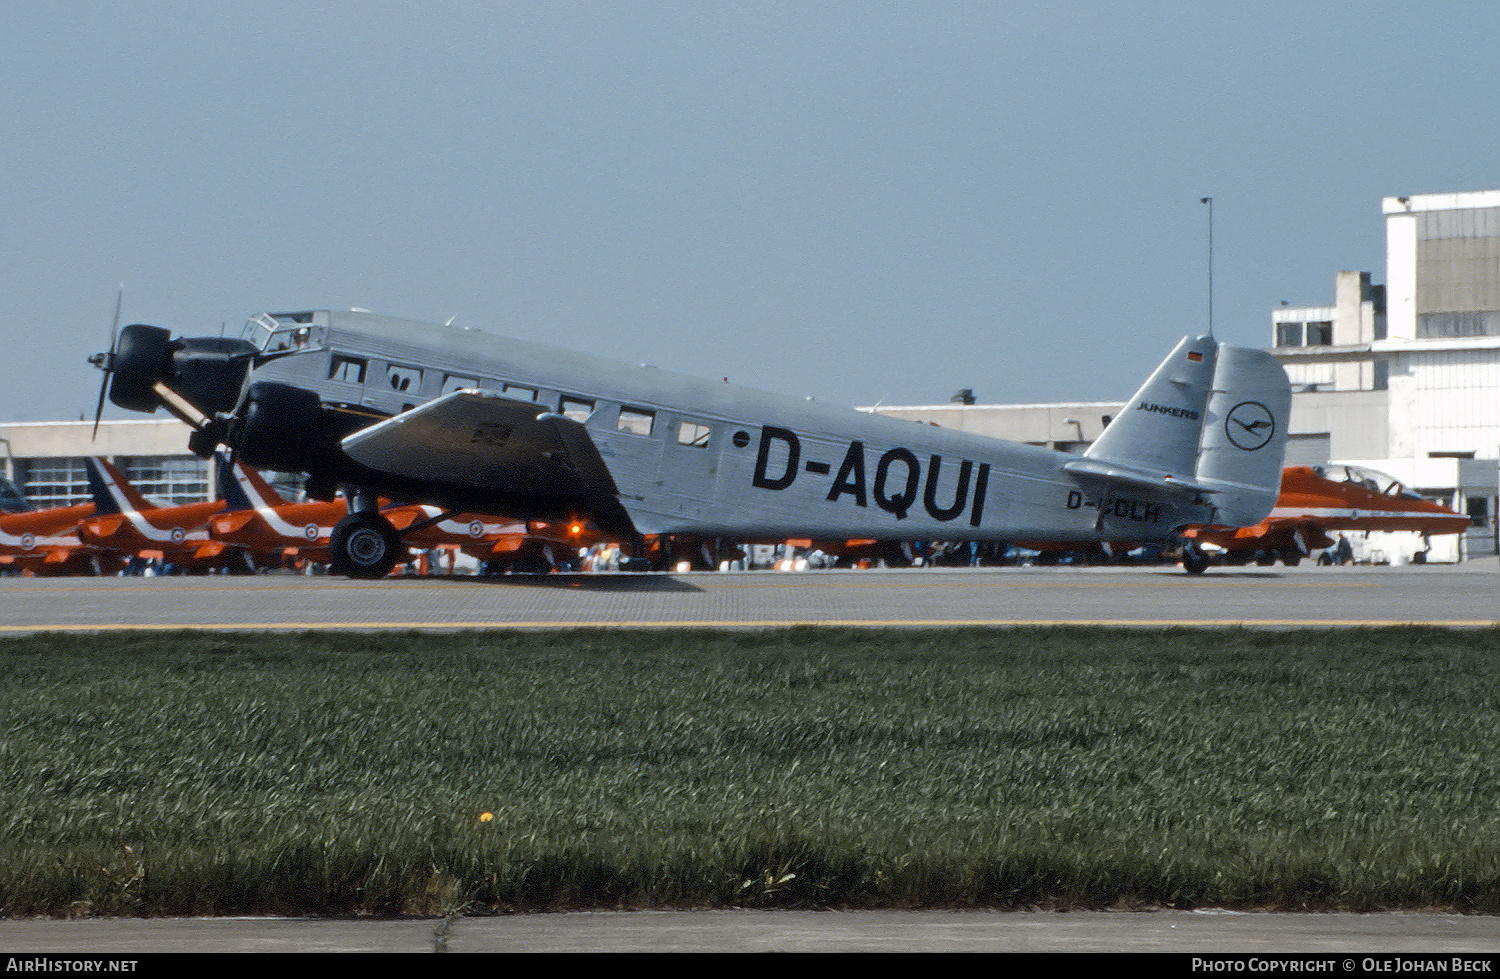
[1200,196,1214,338]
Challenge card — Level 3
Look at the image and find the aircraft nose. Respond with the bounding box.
[89,324,259,456]
[103,324,175,414]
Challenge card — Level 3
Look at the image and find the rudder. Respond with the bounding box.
[1194,345,1290,527]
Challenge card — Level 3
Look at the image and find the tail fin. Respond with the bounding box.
[233,461,291,508]
[0,476,33,514]
[85,457,156,515]
[1084,335,1217,481]
[1194,345,1290,527]
[1078,336,1289,527]
[216,454,256,511]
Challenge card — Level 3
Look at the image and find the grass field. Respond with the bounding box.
[1,626,1497,917]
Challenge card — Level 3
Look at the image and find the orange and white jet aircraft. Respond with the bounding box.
[1184,464,1470,565]
[0,501,123,575]
[413,511,598,574]
[77,457,254,572]
[207,460,356,568]
[211,459,597,573]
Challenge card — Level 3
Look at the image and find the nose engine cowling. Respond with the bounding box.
[170,335,260,421]
[102,324,174,413]
[92,324,365,489]
[93,324,258,448]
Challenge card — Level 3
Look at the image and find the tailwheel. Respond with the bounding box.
[1181,540,1210,575]
[330,512,402,578]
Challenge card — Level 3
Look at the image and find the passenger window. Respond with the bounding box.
[442,374,477,395]
[617,407,655,436]
[503,384,537,401]
[329,357,366,383]
[387,365,422,393]
[561,397,595,423]
[677,421,711,448]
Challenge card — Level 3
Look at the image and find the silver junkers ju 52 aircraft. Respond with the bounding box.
[89,309,1290,577]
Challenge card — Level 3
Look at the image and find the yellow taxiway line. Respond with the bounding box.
[2,618,1494,633]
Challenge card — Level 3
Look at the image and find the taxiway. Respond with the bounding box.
[1,563,1493,633]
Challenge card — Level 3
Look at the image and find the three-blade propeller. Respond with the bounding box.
[88,286,125,441]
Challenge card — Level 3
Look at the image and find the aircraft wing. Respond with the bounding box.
[339,391,636,538]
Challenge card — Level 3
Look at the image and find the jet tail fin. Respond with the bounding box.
[1082,337,1289,528]
[85,457,156,515]
[217,454,254,511]
[218,455,289,511]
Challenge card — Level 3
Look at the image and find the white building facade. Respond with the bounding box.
[1269,191,1499,561]
[0,419,208,508]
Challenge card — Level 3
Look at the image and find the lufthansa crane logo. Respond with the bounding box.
[1225,401,1275,451]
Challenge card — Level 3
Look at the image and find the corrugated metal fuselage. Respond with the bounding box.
[245,311,1213,544]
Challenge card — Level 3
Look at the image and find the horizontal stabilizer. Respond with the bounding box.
[1060,457,1215,499]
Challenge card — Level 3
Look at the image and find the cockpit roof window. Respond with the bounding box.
[1317,464,1421,499]
[242,313,326,353]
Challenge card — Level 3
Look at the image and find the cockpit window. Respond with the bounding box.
[242,313,326,353]
[1316,464,1421,499]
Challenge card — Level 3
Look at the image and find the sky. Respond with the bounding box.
[4,1,1498,423]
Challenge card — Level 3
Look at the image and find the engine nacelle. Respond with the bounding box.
[233,382,341,475]
[107,324,173,414]
[173,336,258,420]
[107,324,257,423]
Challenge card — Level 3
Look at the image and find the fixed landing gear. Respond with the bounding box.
[329,512,402,578]
[1181,540,1210,575]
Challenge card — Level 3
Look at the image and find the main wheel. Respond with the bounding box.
[329,513,402,578]
[1181,541,1210,575]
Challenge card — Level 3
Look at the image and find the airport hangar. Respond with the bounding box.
[2,189,1496,563]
